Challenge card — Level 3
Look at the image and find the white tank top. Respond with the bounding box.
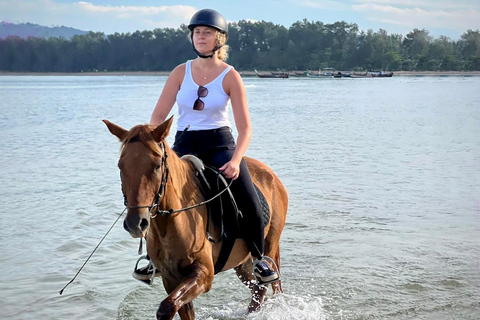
[176,60,233,131]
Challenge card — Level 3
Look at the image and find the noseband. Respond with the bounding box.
[122,140,170,218]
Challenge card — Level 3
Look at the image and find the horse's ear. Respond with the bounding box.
[103,120,128,141]
[152,116,174,142]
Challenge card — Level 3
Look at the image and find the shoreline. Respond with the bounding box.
[1,70,480,77]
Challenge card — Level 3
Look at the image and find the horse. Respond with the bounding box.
[103,116,288,320]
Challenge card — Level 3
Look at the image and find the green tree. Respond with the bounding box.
[288,19,326,69]
[403,28,432,60]
[457,29,480,70]
[428,36,454,70]
[0,20,477,72]
[440,54,459,70]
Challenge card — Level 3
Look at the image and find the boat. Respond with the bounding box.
[270,71,287,76]
[306,69,333,78]
[371,71,394,78]
[350,72,372,78]
[306,67,350,78]
[306,73,332,78]
[322,67,336,75]
[292,71,308,77]
[333,72,343,78]
[254,70,289,78]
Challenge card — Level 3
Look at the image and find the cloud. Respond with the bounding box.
[1,0,478,38]
[352,2,480,35]
[353,0,480,11]
[0,0,197,33]
[76,2,194,19]
[294,0,479,37]
[296,0,349,10]
[74,2,197,31]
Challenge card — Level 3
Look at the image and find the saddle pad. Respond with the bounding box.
[254,184,271,229]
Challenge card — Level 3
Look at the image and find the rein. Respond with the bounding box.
[123,140,234,218]
[159,177,234,217]
[59,137,234,294]
[59,207,127,295]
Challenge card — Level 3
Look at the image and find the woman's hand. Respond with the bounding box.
[219,160,240,180]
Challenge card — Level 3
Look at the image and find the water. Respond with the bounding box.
[0,74,479,319]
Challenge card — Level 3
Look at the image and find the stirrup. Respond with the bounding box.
[255,256,281,286]
[132,255,157,285]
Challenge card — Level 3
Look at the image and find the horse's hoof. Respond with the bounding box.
[248,301,261,313]
[157,299,176,320]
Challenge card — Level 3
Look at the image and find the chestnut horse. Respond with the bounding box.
[104,116,288,320]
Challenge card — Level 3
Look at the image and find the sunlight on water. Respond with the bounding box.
[1,75,479,320]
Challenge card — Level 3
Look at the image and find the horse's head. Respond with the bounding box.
[103,116,174,238]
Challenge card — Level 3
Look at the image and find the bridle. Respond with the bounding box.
[122,140,170,218]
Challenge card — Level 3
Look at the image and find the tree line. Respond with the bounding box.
[1,19,479,72]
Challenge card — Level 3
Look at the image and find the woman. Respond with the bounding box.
[133,8,279,285]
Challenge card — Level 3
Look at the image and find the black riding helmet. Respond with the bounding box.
[188,9,228,59]
[188,9,228,35]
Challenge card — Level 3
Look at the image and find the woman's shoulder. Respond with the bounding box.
[221,61,234,71]
[168,63,187,81]
[224,65,241,82]
[222,65,243,95]
[172,62,187,74]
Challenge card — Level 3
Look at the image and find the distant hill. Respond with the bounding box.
[0,21,89,39]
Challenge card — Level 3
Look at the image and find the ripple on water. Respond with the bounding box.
[2,76,480,320]
[402,281,428,293]
[437,278,464,289]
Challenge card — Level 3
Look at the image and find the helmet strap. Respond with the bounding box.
[192,44,223,59]
[190,33,225,59]
[193,44,215,59]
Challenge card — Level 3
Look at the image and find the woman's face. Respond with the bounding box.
[192,26,217,54]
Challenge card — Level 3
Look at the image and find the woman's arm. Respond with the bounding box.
[150,64,185,125]
[220,69,251,179]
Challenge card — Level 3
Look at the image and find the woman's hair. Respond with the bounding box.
[215,31,229,61]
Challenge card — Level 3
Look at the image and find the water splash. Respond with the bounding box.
[200,293,325,320]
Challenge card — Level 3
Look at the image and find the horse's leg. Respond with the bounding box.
[157,263,213,320]
[234,258,255,289]
[234,259,267,313]
[264,230,283,295]
[177,302,195,320]
[270,247,283,294]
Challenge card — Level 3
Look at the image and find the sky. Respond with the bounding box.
[1,0,479,40]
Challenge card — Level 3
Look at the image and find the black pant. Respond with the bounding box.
[172,127,264,259]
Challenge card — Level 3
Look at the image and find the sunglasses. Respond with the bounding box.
[193,86,208,111]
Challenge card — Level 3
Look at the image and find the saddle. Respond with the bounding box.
[182,155,270,274]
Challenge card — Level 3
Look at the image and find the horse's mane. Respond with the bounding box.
[120,124,163,156]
